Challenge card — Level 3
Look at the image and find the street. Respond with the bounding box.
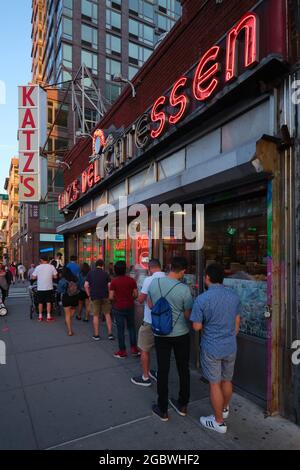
[0,283,299,451]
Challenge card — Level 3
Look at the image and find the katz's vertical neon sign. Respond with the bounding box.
[150,12,259,139]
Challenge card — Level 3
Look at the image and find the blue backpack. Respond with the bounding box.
[151,279,181,336]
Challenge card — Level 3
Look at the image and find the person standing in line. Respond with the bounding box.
[32,256,58,322]
[109,261,140,359]
[9,263,16,284]
[66,255,80,279]
[0,264,9,304]
[27,264,36,285]
[51,252,64,273]
[148,257,193,422]
[131,259,166,387]
[191,263,241,434]
[17,263,26,283]
[58,267,80,336]
[84,259,114,341]
[77,262,91,322]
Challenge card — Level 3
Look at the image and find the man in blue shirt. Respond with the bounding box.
[66,256,80,279]
[191,263,241,434]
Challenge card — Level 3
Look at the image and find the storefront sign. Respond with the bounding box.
[18,85,47,202]
[59,11,275,211]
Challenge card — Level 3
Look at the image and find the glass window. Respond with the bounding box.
[105,82,121,104]
[61,16,73,40]
[82,0,98,23]
[129,0,154,22]
[106,58,121,80]
[204,192,268,339]
[81,49,98,74]
[129,19,154,45]
[128,65,139,80]
[157,13,175,32]
[106,33,121,56]
[106,0,122,10]
[158,0,181,19]
[128,42,152,66]
[82,23,98,49]
[79,232,93,264]
[106,9,121,31]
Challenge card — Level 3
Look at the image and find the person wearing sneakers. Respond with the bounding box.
[32,256,58,322]
[131,259,165,387]
[109,261,139,359]
[191,263,241,434]
[84,259,114,341]
[148,257,193,422]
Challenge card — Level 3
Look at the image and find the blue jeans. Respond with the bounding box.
[113,307,137,351]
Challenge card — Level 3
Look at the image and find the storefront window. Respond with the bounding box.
[78,232,93,264]
[204,193,268,339]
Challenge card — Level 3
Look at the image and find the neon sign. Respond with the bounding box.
[151,12,259,138]
[60,12,263,211]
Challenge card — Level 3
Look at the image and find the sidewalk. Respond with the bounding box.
[0,284,299,450]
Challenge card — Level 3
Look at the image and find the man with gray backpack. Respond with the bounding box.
[148,257,193,421]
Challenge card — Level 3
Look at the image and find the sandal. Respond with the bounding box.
[76,316,82,321]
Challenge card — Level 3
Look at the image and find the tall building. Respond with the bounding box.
[4,158,20,263]
[31,0,182,141]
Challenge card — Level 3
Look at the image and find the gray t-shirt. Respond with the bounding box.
[148,277,193,337]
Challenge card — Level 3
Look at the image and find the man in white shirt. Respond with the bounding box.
[32,256,57,322]
[131,259,165,387]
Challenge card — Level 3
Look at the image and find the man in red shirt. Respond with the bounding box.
[109,260,140,359]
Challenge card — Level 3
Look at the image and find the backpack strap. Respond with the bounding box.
[163,281,181,299]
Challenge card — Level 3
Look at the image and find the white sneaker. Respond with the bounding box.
[200,415,227,434]
[222,407,229,419]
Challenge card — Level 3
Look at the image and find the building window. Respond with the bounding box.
[105,82,121,104]
[128,65,139,80]
[81,49,98,74]
[128,42,152,66]
[56,42,72,71]
[82,24,98,49]
[158,0,181,19]
[106,33,121,56]
[57,16,73,41]
[57,0,73,19]
[106,0,122,11]
[106,9,121,31]
[48,102,69,128]
[129,0,154,23]
[82,0,98,23]
[129,19,154,45]
[106,58,121,80]
[157,13,175,32]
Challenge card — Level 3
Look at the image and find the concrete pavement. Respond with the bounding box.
[0,283,300,450]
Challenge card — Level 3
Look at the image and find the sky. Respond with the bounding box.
[0,0,32,191]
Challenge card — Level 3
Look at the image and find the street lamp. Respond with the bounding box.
[112,74,136,98]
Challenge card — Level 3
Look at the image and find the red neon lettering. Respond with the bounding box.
[81,171,87,193]
[20,176,35,198]
[21,109,36,129]
[193,46,221,101]
[169,77,188,125]
[22,130,35,150]
[72,180,79,201]
[225,13,259,82]
[94,161,101,184]
[22,87,35,107]
[87,164,94,188]
[151,96,167,139]
[22,153,35,173]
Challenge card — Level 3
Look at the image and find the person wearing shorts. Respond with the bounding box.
[32,256,57,322]
[58,267,80,336]
[131,259,165,387]
[85,259,114,341]
[191,263,241,434]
